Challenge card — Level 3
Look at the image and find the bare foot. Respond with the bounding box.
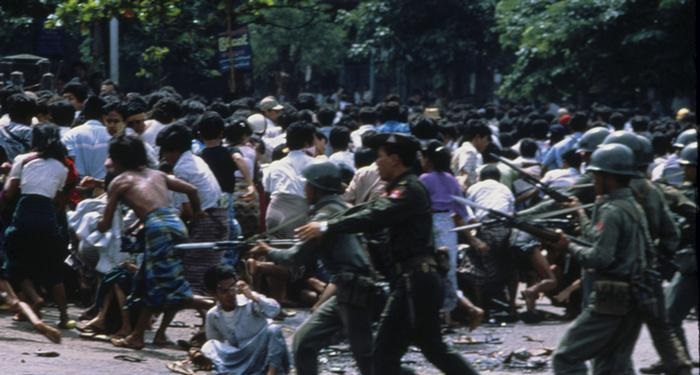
[468,306,484,331]
[521,289,537,312]
[111,335,145,350]
[77,316,106,332]
[35,322,61,343]
[113,327,131,339]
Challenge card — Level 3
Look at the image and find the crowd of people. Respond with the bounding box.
[0,77,696,375]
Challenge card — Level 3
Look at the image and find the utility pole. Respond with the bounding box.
[109,17,119,83]
[226,0,236,94]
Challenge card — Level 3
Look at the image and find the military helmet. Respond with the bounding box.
[678,142,697,166]
[302,161,344,193]
[576,127,611,153]
[587,143,639,176]
[636,135,654,168]
[602,131,644,167]
[673,128,697,149]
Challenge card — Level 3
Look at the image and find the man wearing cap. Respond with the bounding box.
[259,96,284,139]
[251,162,375,375]
[296,133,478,375]
[549,144,662,374]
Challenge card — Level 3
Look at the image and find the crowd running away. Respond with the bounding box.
[0,79,697,375]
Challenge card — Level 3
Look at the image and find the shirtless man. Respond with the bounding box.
[97,135,212,350]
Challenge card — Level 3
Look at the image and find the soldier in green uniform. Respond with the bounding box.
[251,162,375,375]
[600,132,691,375]
[642,142,698,374]
[296,133,479,375]
[550,144,652,375]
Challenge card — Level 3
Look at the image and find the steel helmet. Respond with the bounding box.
[587,143,639,176]
[678,142,697,166]
[246,113,267,135]
[636,135,654,168]
[673,128,697,149]
[302,161,344,193]
[602,131,644,168]
[576,127,611,153]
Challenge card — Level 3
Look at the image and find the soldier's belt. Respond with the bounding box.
[333,272,374,286]
[394,255,438,276]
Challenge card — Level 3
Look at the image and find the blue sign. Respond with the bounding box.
[218,26,252,71]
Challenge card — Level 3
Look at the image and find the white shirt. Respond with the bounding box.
[329,150,355,171]
[262,150,315,198]
[465,179,514,221]
[350,124,376,149]
[141,119,166,151]
[260,133,287,164]
[234,144,257,179]
[61,119,111,179]
[452,141,482,187]
[541,167,580,191]
[264,118,282,139]
[173,151,223,210]
[10,153,68,198]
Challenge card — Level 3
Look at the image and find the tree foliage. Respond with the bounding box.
[495,0,696,102]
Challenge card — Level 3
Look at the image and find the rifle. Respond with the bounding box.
[452,202,594,232]
[174,238,299,251]
[489,152,571,203]
[452,195,592,247]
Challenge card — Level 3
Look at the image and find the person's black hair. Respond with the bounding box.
[317,106,336,127]
[203,265,238,293]
[329,126,351,150]
[519,138,538,158]
[108,135,148,170]
[208,100,232,118]
[410,115,439,140]
[464,119,492,140]
[181,99,206,116]
[152,97,181,124]
[651,132,671,156]
[197,111,225,140]
[102,98,127,119]
[422,140,452,173]
[272,143,289,161]
[381,101,402,122]
[7,93,37,123]
[479,164,501,181]
[82,95,106,120]
[124,97,148,118]
[34,91,55,116]
[156,123,192,153]
[680,112,695,124]
[48,99,75,126]
[339,164,355,185]
[32,124,66,161]
[230,97,254,111]
[609,112,626,130]
[336,115,358,131]
[595,105,612,122]
[358,106,376,124]
[224,119,253,145]
[360,130,377,146]
[277,104,298,129]
[296,92,317,111]
[568,112,588,132]
[286,121,315,150]
[354,147,376,169]
[62,81,88,102]
[484,106,496,119]
[296,109,314,123]
[561,149,582,169]
[630,116,649,133]
[531,119,549,139]
[0,85,22,115]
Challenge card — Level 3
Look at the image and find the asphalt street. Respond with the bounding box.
[0,297,697,375]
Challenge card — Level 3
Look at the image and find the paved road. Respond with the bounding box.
[1,300,697,375]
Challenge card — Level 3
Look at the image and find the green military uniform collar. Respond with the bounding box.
[384,170,413,193]
[311,194,343,212]
[604,187,633,201]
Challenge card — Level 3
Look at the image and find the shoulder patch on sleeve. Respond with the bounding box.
[389,187,405,199]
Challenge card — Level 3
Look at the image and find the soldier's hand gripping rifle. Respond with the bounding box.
[451,195,591,247]
[489,152,570,203]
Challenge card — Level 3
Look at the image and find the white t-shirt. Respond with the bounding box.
[173,151,223,210]
[465,179,514,221]
[10,153,68,198]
